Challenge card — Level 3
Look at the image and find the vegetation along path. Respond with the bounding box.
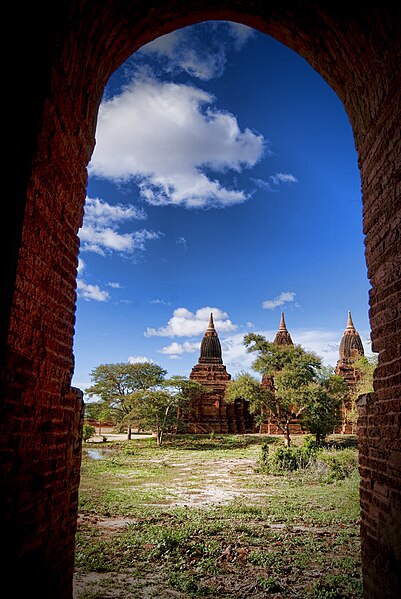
[73,434,362,598]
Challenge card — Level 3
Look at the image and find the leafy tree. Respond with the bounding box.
[300,372,348,444]
[344,353,378,426]
[226,334,348,446]
[85,362,167,439]
[82,423,95,442]
[125,376,206,446]
[353,354,378,395]
[84,400,116,434]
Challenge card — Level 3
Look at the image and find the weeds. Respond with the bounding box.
[74,434,362,598]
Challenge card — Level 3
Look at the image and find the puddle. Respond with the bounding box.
[84,448,115,460]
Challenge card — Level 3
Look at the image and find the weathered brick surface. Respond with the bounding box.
[1,2,400,597]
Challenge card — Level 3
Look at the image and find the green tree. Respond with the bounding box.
[84,400,116,435]
[85,362,167,439]
[353,354,378,395]
[344,354,378,426]
[82,423,96,442]
[301,371,349,444]
[126,376,206,446]
[226,334,347,446]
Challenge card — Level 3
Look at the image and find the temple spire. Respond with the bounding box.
[279,311,287,331]
[338,310,364,361]
[274,311,293,346]
[207,312,215,332]
[345,310,355,331]
[198,311,222,362]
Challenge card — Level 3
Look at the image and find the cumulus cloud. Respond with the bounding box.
[159,341,200,359]
[79,196,161,256]
[128,355,154,364]
[262,291,296,310]
[144,306,237,337]
[76,279,110,302]
[138,21,255,81]
[88,76,265,209]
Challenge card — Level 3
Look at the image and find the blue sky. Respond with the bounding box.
[72,21,373,392]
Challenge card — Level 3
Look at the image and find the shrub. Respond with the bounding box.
[259,435,319,473]
[82,424,96,442]
[258,435,358,481]
[314,448,359,482]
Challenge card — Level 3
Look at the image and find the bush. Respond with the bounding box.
[259,435,319,473]
[314,448,359,482]
[259,436,358,481]
[82,424,96,442]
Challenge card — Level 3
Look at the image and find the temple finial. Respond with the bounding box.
[346,311,355,331]
[207,312,215,331]
[279,311,287,331]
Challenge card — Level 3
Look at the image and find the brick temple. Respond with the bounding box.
[187,310,365,436]
[259,312,301,434]
[335,311,365,386]
[187,313,252,433]
[335,311,365,433]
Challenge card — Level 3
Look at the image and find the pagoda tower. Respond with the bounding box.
[260,312,301,434]
[335,311,365,387]
[273,311,294,346]
[262,311,293,388]
[188,313,245,433]
[335,311,365,433]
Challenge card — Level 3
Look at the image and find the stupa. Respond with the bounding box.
[273,311,294,346]
[260,312,302,434]
[187,313,247,433]
[335,311,365,433]
[335,311,364,386]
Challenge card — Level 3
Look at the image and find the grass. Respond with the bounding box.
[74,433,362,598]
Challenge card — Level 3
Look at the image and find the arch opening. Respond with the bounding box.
[73,20,371,597]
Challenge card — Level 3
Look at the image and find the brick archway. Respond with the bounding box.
[2,3,400,597]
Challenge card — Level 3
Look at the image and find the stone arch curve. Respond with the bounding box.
[2,3,400,598]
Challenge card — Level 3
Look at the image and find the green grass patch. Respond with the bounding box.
[74,434,362,598]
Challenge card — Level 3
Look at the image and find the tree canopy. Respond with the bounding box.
[225,333,348,445]
[85,363,206,445]
[85,361,167,439]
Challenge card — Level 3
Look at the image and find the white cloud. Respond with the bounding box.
[76,279,110,302]
[159,341,200,358]
[176,237,187,249]
[77,257,85,275]
[262,291,296,310]
[150,298,172,306]
[252,172,298,192]
[139,21,255,81]
[128,355,154,364]
[82,196,146,227]
[144,306,237,337]
[107,281,122,288]
[79,196,161,256]
[270,172,298,185]
[88,76,265,209]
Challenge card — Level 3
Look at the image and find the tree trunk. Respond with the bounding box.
[157,428,163,447]
[284,424,291,447]
[127,425,132,440]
